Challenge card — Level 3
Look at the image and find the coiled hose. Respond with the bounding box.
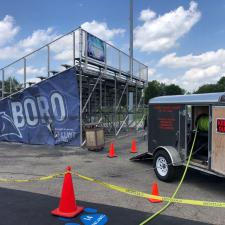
[197,115,209,132]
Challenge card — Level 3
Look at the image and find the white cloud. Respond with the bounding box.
[81,20,125,43]
[182,65,221,82]
[50,33,75,63]
[148,68,155,80]
[17,66,46,76]
[0,27,57,60]
[0,15,19,47]
[159,49,225,68]
[19,28,57,49]
[134,1,201,52]
[155,65,224,92]
[0,18,125,64]
[157,48,225,91]
[139,9,156,21]
[54,49,73,61]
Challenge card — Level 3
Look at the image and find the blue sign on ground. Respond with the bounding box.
[80,214,108,225]
[0,68,80,146]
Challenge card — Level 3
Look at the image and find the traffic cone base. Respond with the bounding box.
[131,151,137,154]
[51,205,84,218]
[107,154,117,158]
[149,197,162,203]
[148,182,163,203]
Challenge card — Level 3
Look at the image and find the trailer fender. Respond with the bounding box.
[153,146,182,166]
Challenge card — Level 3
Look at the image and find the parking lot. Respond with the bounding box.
[0,135,225,225]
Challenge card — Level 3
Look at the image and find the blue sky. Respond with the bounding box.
[1,0,225,91]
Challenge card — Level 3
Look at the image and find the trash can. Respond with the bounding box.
[85,123,105,151]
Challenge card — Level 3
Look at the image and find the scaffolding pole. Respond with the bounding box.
[114,74,117,136]
[2,69,4,98]
[129,0,133,79]
[79,28,83,146]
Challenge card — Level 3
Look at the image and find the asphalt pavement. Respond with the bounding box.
[0,135,224,224]
[0,187,210,225]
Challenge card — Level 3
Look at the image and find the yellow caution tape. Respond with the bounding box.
[74,172,225,208]
[0,172,64,183]
[1,169,225,208]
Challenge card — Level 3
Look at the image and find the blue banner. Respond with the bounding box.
[0,68,80,146]
[87,33,105,62]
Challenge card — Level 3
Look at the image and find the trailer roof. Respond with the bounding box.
[149,92,225,104]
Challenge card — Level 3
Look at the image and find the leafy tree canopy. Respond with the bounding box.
[144,80,185,104]
[194,76,225,94]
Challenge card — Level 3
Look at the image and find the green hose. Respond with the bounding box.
[139,126,198,225]
[198,115,209,132]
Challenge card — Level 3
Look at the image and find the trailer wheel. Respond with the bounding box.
[153,149,176,182]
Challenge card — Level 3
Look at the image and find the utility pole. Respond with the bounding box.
[129,0,133,79]
[129,0,134,125]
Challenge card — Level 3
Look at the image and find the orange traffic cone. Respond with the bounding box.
[148,182,163,203]
[131,139,137,153]
[51,166,84,218]
[107,143,117,158]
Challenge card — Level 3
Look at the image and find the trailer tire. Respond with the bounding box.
[153,149,177,182]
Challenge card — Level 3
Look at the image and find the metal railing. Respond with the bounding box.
[0,27,148,99]
[81,29,148,82]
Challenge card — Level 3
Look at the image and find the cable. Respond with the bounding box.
[139,127,198,225]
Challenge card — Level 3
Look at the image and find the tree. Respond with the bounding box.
[0,77,22,96]
[217,77,225,87]
[194,84,220,94]
[217,76,225,91]
[164,84,185,95]
[194,76,225,94]
[144,80,164,104]
[144,80,184,104]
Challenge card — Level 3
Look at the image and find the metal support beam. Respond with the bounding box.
[114,74,117,135]
[129,0,133,79]
[119,50,121,77]
[24,58,26,88]
[84,31,88,70]
[100,76,102,119]
[135,82,138,130]
[126,80,129,129]
[136,113,146,130]
[127,82,129,111]
[116,115,128,136]
[47,45,50,77]
[79,28,83,146]
[73,31,76,66]
[9,77,12,95]
[104,81,106,107]
[2,69,4,98]
[116,81,128,111]
[137,94,144,111]
[82,72,103,113]
[88,77,91,122]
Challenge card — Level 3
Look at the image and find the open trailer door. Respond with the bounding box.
[211,106,225,175]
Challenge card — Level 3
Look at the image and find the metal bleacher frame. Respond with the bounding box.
[0,27,148,146]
